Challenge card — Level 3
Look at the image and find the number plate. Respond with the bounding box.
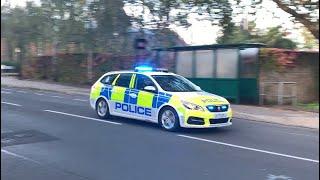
[214,113,228,119]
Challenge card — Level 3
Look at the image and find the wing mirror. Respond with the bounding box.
[195,85,202,91]
[144,86,157,93]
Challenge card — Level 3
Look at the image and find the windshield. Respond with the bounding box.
[152,75,200,92]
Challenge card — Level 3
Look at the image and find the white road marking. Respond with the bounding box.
[1,91,12,94]
[1,102,22,107]
[43,110,121,125]
[50,95,64,98]
[73,98,87,102]
[16,90,27,93]
[35,93,44,96]
[1,149,40,164]
[1,88,12,91]
[177,134,319,163]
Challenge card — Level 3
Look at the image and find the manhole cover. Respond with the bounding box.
[1,130,58,147]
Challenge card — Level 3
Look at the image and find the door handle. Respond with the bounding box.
[129,93,137,98]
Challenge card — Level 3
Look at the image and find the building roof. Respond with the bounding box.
[152,43,266,51]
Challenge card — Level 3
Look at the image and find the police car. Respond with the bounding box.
[90,66,232,131]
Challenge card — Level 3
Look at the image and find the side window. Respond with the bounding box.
[135,74,156,90]
[115,73,132,88]
[100,74,118,85]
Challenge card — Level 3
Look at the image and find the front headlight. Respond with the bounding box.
[181,100,205,111]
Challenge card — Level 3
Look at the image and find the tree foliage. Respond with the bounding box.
[217,23,297,49]
[240,0,319,39]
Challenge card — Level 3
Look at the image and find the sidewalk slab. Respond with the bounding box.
[232,105,319,129]
[1,76,90,96]
[1,76,319,129]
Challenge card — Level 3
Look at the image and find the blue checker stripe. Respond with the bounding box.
[129,89,139,104]
[152,95,157,108]
[153,94,172,108]
[100,87,112,100]
[123,89,130,103]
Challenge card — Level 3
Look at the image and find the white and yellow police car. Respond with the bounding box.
[90,66,232,131]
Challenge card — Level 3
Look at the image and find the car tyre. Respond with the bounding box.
[159,107,180,131]
[96,98,110,119]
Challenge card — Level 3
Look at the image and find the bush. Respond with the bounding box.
[1,60,20,68]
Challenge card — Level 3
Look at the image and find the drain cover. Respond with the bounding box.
[1,130,58,147]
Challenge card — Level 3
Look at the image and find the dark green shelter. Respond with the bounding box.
[152,43,265,104]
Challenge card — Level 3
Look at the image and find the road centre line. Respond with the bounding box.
[177,134,319,163]
[1,102,22,107]
[35,93,44,96]
[50,95,64,98]
[1,91,12,94]
[73,98,88,102]
[16,90,27,93]
[43,110,122,125]
[1,149,41,164]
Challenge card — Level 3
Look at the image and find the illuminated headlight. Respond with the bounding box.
[181,100,205,111]
[221,105,228,110]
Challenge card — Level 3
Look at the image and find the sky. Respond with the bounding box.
[1,0,309,47]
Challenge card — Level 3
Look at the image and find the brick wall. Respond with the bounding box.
[259,50,319,104]
[1,38,9,61]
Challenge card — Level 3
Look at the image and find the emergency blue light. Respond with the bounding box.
[135,66,153,72]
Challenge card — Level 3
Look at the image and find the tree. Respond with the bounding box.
[124,0,233,30]
[217,24,297,49]
[242,0,319,39]
[301,27,319,49]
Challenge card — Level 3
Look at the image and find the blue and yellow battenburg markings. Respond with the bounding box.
[98,85,172,116]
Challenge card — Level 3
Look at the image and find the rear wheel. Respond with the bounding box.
[96,98,110,119]
[159,107,180,131]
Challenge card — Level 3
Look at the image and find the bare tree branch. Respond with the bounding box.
[272,0,319,39]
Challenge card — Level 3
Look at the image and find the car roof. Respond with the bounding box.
[105,70,176,76]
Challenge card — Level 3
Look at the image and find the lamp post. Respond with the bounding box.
[52,25,59,81]
[15,48,22,78]
[84,19,97,83]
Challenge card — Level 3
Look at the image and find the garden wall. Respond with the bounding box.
[259,48,319,104]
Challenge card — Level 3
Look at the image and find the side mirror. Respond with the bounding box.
[195,85,201,91]
[144,86,157,93]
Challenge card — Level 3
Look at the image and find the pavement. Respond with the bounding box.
[1,76,319,129]
[1,86,319,180]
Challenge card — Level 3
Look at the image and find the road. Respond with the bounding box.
[1,87,319,180]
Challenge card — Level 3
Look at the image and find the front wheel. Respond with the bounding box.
[159,107,180,131]
[96,98,110,119]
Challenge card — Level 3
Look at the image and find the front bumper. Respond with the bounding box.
[178,108,233,128]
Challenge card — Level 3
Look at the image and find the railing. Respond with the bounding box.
[260,82,297,105]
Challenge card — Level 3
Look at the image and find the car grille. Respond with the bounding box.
[209,118,229,124]
[206,105,229,112]
[187,117,205,125]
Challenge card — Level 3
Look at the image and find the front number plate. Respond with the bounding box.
[214,113,228,119]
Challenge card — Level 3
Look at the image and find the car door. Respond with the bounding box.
[99,73,118,100]
[109,73,133,116]
[132,74,158,122]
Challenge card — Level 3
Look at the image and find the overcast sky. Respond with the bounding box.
[1,0,306,46]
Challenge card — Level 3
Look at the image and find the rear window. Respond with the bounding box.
[115,73,132,88]
[100,74,118,85]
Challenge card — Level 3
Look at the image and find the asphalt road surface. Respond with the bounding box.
[1,87,319,180]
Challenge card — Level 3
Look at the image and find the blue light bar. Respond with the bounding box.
[135,66,153,72]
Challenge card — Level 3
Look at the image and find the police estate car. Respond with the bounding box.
[90,66,232,131]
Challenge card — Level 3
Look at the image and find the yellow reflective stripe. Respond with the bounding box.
[110,86,126,102]
[112,74,120,85]
[129,74,136,88]
[137,91,154,108]
[90,82,102,99]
